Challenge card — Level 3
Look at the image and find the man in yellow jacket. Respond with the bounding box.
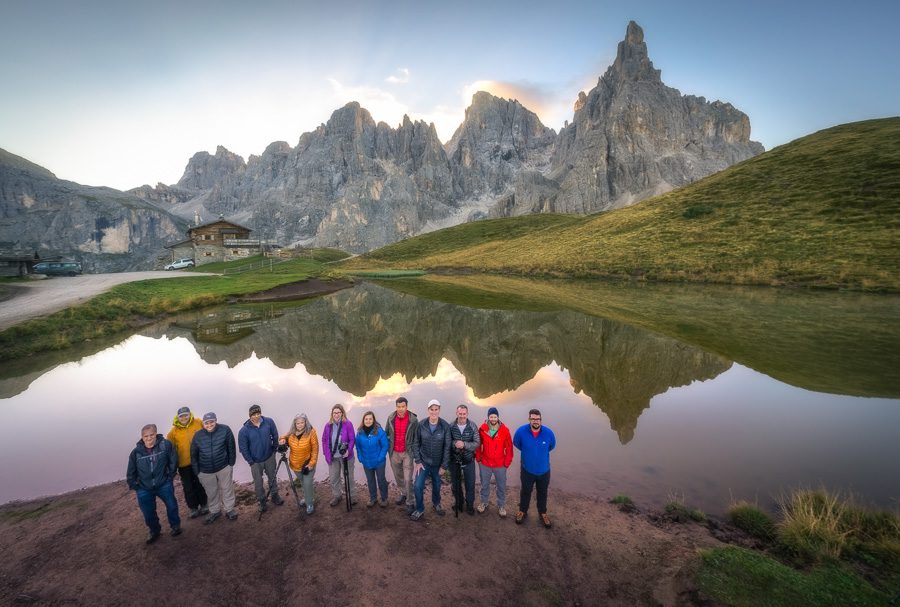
[167,406,209,518]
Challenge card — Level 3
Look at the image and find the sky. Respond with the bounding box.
[1,0,897,191]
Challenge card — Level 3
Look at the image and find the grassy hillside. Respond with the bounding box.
[343,118,900,291]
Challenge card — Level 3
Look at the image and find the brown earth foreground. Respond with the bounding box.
[0,478,730,607]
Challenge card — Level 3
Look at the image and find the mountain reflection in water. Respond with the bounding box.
[161,283,731,444]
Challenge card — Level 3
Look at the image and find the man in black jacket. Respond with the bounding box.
[190,412,238,524]
[126,424,181,544]
[449,404,481,516]
[410,399,451,521]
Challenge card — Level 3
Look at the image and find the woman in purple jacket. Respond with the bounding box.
[355,411,390,507]
[322,404,358,507]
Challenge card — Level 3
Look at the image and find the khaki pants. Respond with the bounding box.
[328,457,356,498]
[390,450,414,498]
[198,465,236,515]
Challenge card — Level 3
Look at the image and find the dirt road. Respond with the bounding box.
[0,271,212,331]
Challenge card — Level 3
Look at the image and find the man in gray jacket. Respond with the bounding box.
[386,396,418,514]
[410,399,450,521]
[449,404,481,516]
[191,412,238,524]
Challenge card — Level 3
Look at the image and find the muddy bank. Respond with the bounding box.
[233,278,354,303]
[0,478,726,607]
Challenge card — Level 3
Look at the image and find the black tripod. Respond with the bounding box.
[451,451,466,518]
[258,449,304,521]
[342,455,353,512]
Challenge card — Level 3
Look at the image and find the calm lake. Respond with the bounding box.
[1,277,898,514]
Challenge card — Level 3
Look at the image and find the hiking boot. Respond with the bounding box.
[467,505,475,516]
[299,498,306,507]
[395,494,407,506]
[306,504,314,515]
[515,511,526,525]
[329,496,341,507]
[379,498,388,508]
[476,503,487,514]
[351,497,359,506]
[366,498,377,508]
[410,510,424,521]
[189,508,201,519]
[272,495,284,506]
[498,507,508,518]
[204,511,221,525]
[540,513,552,529]
[433,504,445,516]
[145,531,161,544]
[199,506,210,515]
[257,502,268,513]
[225,510,238,521]
[406,504,415,515]
[170,527,182,537]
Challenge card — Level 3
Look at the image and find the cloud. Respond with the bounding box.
[461,79,573,131]
[385,67,410,84]
[327,78,411,126]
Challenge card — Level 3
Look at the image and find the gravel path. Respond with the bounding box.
[0,271,213,331]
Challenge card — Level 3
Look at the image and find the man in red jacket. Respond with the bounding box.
[475,407,513,517]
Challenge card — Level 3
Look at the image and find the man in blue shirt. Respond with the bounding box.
[512,408,556,528]
[238,404,284,512]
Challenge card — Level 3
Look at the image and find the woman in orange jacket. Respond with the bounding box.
[475,407,513,517]
[280,413,319,515]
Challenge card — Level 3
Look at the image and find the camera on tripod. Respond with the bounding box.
[277,442,289,454]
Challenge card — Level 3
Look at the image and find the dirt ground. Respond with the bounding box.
[0,478,727,607]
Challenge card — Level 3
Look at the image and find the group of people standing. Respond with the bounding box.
[126,397,556,544]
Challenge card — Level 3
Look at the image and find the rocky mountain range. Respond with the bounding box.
[129,20,763,253]
[0,21,763,264]
[0,149,186,272]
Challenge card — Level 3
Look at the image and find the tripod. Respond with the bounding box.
[258,450,304,521]
[342,455,353,512]
[451,452,465,518]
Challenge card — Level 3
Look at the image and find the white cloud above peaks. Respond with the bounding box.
[386,67,410,84]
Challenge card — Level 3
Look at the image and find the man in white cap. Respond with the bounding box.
[409,399,450,521]
[190,412,238,523]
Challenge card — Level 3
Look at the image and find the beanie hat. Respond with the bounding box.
[487,407,499,418]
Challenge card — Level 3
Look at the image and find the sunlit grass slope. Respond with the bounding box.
[344,118,900,290]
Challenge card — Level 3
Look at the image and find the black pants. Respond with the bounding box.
[519,467,550,514]
[450,461,476,509]
[177,465,208,510]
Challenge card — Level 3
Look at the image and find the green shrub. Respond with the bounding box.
[729,501,777,542]
[778,489,851,562]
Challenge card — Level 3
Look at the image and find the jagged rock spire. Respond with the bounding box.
[609,20,661,83]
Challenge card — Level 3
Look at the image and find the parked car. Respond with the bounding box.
[33,261,83,277]
[165,258,195,270]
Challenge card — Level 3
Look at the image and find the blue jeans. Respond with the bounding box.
[363,462,389,501]
[136,481,181,534]
[479,463,508,507]
[413,464,442,513]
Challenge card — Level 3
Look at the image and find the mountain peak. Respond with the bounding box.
[609,20,661,83]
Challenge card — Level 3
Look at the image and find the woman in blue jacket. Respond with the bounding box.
[355,410,389,507]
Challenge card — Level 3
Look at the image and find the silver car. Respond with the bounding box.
[165,258,195,270]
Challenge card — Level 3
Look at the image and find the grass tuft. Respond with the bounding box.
[728,500,778,542]
[778,489,851,562]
